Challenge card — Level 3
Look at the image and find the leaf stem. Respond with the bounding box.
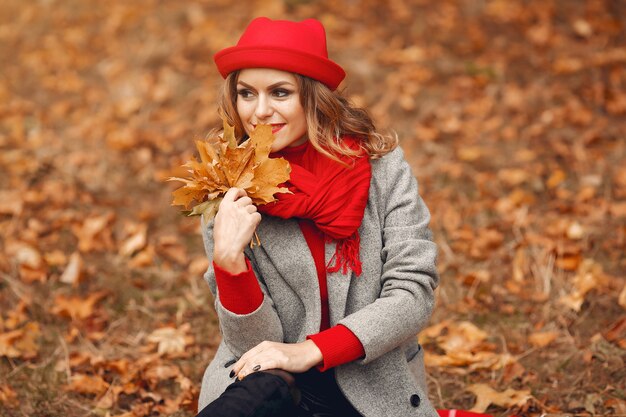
[249,231,261,248]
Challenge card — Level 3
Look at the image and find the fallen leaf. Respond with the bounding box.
[608,201,626,218]
[129,245,155,268]
[59,252,84,286]
[604,317,626,345]
[0,190,24,216]
[0,322,40,359]
[73,212,115,252]
[0,384,18,407]
[457,146,483,162]
[146,323,194,356]
[51,291,108,321]
[467,383,533,413]
[572,19,593,38]
[437,321,489,353]
[619,284,626,310]
[143,363,181,383]
[529,331,559,348]
[5,240,43,269]
[65,373,110,395]
[95,385,123,409]
[566,222,585,240]
[156,235,188,265]
[425,350,515,371]
[421,321,515,371]
[119,223,148,257]
[546,169,566,188]
[44,250,67,267]
[3,301,29,330]
[559,259,609,311]
[555,254,582,271]
[498,168,528,186]
[605,398,626,414]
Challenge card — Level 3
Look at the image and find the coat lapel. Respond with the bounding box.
[254,216,321,330]
[255,215,353,330]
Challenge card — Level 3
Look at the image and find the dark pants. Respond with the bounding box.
[196,369,363,417]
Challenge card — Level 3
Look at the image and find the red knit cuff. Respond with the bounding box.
[213,258,263,315]
[307,324,365,372]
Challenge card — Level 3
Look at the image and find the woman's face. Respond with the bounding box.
[236,68,308,152]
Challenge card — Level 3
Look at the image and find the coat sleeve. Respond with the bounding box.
[338,146,439,364]
[200,217,284,357]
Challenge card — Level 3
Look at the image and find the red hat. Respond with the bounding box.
[214,17,346,91]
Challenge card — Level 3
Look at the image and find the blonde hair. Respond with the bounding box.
[217,71,397,163]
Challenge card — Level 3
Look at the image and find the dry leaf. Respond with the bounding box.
[457,146,483,162]
[143,364,182,383]
[156,235,188,265]
[146,323,194,356]
[3,301,29,331]
[604,317,626,345]
[5,241,43,269]
[0,190,23,216]
[96,385,123,409]
[51,291,108,321]
[572,19,593,38]
[0,322,40,360]
[421,321,514,371]
[559,259,608,311]
[44,250,67,267]
[65,373,110,395]
[619,284,626,310]
[546,169,566,188]
[129,245,155,268]
[73,212,115,252]
[60,252,83,286]
[529,331,559,348]
[0,384,18,407]
[119,223,148,257]
[169,120,291,222]
[467,383,533,412]
[425,350,515,371]
[437,321,488,352]
[566,222,584,240]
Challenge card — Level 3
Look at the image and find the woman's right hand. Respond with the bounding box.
[213,188,261,274]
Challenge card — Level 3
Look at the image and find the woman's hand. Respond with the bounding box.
[213,188,261,274]
[232,340,323,380]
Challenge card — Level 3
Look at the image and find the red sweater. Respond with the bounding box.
[213,141,365,371]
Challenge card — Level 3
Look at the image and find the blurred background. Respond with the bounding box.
[0,0,624,416]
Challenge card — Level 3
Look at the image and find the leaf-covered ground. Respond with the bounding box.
[0,0,624,416]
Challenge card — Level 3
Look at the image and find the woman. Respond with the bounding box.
[197,17,439,417]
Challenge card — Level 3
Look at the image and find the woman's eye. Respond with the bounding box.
[273,89,291,98]
[237,89,253,99]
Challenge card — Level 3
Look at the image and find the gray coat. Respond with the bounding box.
[198,146,439,416]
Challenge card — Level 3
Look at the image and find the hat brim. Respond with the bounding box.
[214,46,346,91]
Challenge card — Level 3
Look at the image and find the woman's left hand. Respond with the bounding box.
[232,340,323,380]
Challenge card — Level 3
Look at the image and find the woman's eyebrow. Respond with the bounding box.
[237,80,294,89]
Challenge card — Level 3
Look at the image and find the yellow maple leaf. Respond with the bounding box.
[51,291,108,321]
[64,373,110,396]
[0,322,41,360]
[169,119,291,224]
[146,323,194,356]
[467,383,533,413]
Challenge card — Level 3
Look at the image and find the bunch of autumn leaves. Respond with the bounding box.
[169,121,291,244]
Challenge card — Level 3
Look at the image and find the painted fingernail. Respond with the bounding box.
[253,365,261,372]
[229,370,235,378]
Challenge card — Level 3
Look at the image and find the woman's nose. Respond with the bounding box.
[254,95,273,120]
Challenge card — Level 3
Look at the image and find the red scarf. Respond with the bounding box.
[258,137,371,276]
